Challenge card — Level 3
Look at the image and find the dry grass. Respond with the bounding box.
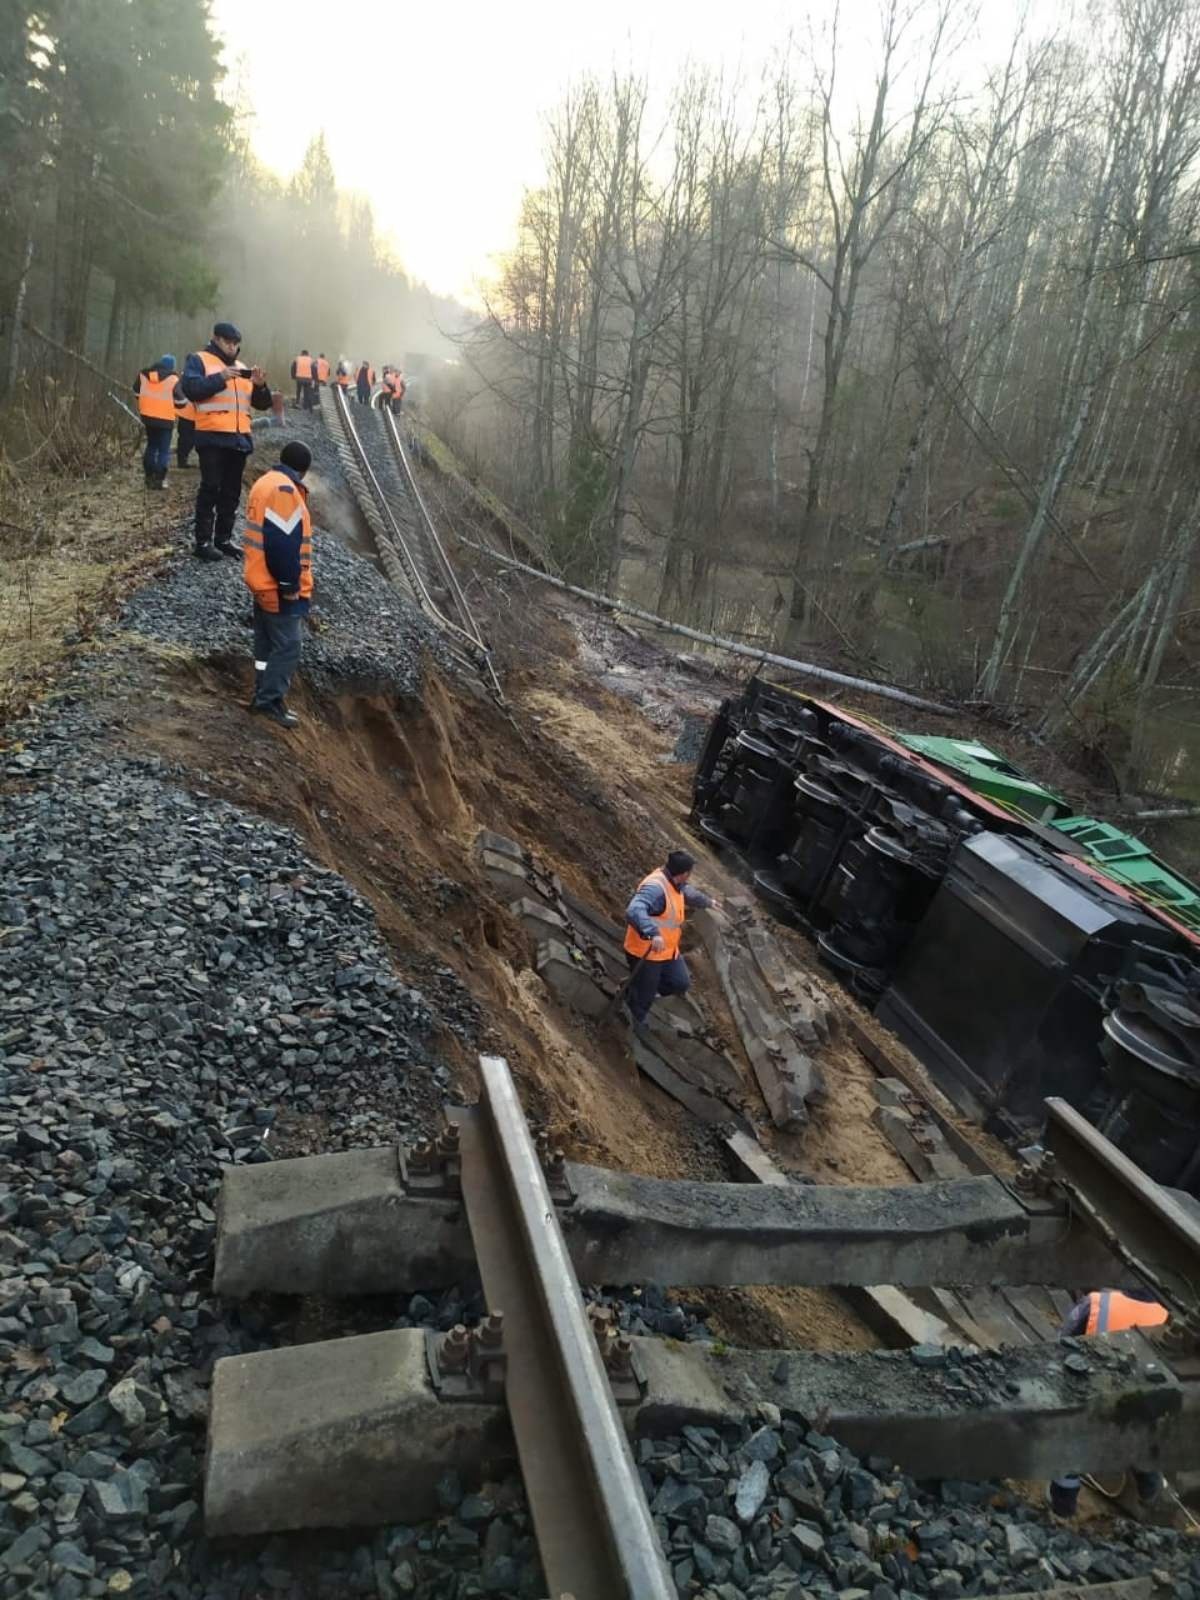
[0,462,186,724]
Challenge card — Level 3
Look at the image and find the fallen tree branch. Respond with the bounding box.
[455,535,956,716]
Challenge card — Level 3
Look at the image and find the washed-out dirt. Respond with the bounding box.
[80,456,1012,1355]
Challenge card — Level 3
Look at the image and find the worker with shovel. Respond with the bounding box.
[622,850,716,1028]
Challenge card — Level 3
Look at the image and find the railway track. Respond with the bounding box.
[324,383,503,698]
[206,1056,1200,1597]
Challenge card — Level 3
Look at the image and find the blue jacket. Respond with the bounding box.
[626,876,712,942]
[180,342,273,453]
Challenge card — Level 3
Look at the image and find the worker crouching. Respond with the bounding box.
[243,441,313,729]
[623,850,717,1027]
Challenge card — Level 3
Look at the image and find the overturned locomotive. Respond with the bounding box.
[691,679,1200,1196]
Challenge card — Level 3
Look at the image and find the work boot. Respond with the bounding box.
[144,472,158,490]
[215,541,240,559]
[1046,1483,1079,1521]
[195,543,221,563]
[250,703,300,728]
[625,1005,651,1040]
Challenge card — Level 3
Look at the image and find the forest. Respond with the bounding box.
[0,2,458,462]
[428,0,1200,794]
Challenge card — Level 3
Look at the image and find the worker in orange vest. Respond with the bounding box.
[243,440,313,728]
[316,353,330,386]
[335,362,352,388]
[388,369,407,414]
[291,349,315,409]
[180,321,272,561]
[356,360,374,405]
[1050,1288,1169,1520]
[133,355,179,489]
[623,850,717,1027]
[173,382,197,470]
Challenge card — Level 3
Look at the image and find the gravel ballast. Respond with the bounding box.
[121,516,443,699]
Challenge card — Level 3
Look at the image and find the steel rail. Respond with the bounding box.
[329,383,442,613]
[1044,1096,1200,1320]
[331,385,503,698]
[379,401,488,653]
[454,1056,674,1600]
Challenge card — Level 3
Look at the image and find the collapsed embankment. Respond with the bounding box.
[3,424,1199,1599]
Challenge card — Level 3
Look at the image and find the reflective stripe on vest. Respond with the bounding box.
[193,350,252,436]
[295,354,314,380]
[242,469,313,613]
[1084,1291,1169,1336]
[137,370,178,423]
[623,869,686,963]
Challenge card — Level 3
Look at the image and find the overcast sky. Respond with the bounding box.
[208,0,1068,305]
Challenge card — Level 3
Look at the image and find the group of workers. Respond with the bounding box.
[132,322,414,725]
[133,322,311,726]
[289,350,404,412]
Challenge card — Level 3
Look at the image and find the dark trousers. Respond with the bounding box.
[252,605,303,710]
[142,422,172,476]
[357,381,371,404]
[626,952,690,1024]
[1052,1470,1163,1516]
[194,448,247,549]
[176,418,195,466]
[301,381,316,411]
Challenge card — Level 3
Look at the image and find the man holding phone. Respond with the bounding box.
[180,321,273,562]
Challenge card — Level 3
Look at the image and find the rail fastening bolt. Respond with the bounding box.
[440,1324,470,1373]
[408,1138,435,1173]
[478,1311,505,1347]
[611,1334,634,1374]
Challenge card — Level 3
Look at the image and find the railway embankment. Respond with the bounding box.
[3,409,1200,1598]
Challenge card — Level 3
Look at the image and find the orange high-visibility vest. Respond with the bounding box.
[294,354,314,380]
[336,369,351,387]
[1084,1292,1169,1336]
[137,369,178,423]
[316,357,330,382]
[173,387,196,424]
[624,869,686,963]
[366,365,375,385]
[243,469,313,614]
[193,350,253,438]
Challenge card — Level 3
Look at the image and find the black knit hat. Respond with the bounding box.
[666,849,695,878]
[280,440,312,476]
[213,321,242,342]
